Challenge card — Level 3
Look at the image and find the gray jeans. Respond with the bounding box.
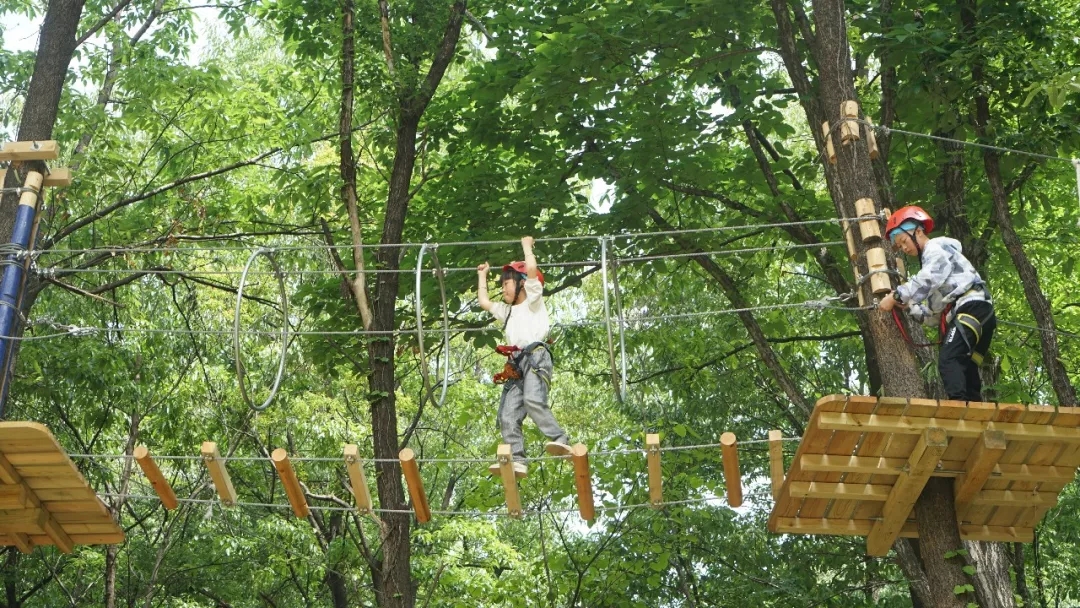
[497,346,569,460]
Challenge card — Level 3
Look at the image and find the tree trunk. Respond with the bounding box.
[770,0,1007,602]
[915,479,974,607]
[958,0,1077,407]
[361,4,466,606]
[0,0,86,237]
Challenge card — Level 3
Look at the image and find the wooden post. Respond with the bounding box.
[200,442,237,506]
[821,122,837,164]
[271,449,310,518]
[343,444,372,514]
[721,432,743,508]
[646,433,662,508]
[133,446,178,510]
[954,430,1007,509]
[855,198,881,242]
[768,430,785,501]
[496,444,523,518]
[865,116,880,159]
[399,448,431,523]
[866,427,948,556]
[571,443,595,521]
[840,100,860,145]
[865,248,892,295]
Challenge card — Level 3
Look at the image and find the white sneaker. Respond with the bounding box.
[545,442,572,457]
[488,462,528,478]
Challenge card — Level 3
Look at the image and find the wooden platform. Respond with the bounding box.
[0,422,124,553]
[768,396,1080,556]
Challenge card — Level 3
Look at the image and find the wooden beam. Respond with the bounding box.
[200,442,237,506]
[0,508,48,534]
[571,443,594,521]
[817,412,1080,444]
[271,449,310,519]
[0,486,33,509]
[954,430,1007,508]
[646,433,662,508]
[768,430,785,501]
[6,532,33,554]
[866,427,948,556]
[720,432,742,508]
[789,481,891,501]
[773,517,1032,542]
[496,444,523,519]
[970,490,1058,508]
[0,140,59,161]
[41,517,74,553]
[0,167,71,188]
[800,454,1075,483]
[775,517,917,538]
[399,448,430,524]
[133,446,178,510]
[343,444,372,514]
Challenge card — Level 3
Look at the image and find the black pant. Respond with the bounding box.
[939,300,996,401]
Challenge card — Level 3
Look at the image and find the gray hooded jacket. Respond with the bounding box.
[895,237,989,326]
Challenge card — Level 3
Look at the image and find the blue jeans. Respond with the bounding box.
[497,346,568,460]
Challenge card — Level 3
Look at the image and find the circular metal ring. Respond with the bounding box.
[234,248,288,412]
[429,247,450,407]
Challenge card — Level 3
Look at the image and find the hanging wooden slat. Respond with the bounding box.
[865,248,893,295]
[496,444,523,518]
[133,446,178,510]
[646,433,662,508]
[271,449,310,518]
[721,432,743,508]
[200,442,237,506]
[571,443,595,521]
[399,448,430,523]
[343,444,372,514]
[768,430,785,501]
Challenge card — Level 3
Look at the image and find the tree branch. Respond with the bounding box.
[74,0,134,47]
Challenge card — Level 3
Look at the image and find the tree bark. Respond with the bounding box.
[958,0,1077,407]
[362,4,466,607]
[0,0,86,237]
[915,479,974,608]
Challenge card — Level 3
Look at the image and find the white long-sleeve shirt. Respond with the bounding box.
[489,277,550,347]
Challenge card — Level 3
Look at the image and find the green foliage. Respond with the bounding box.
[2,0,1080,605]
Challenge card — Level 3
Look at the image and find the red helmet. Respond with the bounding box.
[502,261,544,285]
[885,206,934,239]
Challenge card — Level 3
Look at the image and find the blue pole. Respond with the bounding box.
[0,170,42,419]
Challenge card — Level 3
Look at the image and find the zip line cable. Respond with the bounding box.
[857,119,1080,226]
[19,297,872,342]
[33,241,847,277]
[36,218,865,256]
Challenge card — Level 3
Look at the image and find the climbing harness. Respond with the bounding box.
[492,342,551,385]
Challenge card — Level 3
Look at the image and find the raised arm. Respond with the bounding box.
[521,236,538,279]
[477,262,494,311]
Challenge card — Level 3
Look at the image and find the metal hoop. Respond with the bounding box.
[415,245,436,408]
[600,237,622,401]
[429,247,450,407]
[611,255,628,401]
[233,248,288,412]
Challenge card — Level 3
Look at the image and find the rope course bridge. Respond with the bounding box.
[1,115,1078,554]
